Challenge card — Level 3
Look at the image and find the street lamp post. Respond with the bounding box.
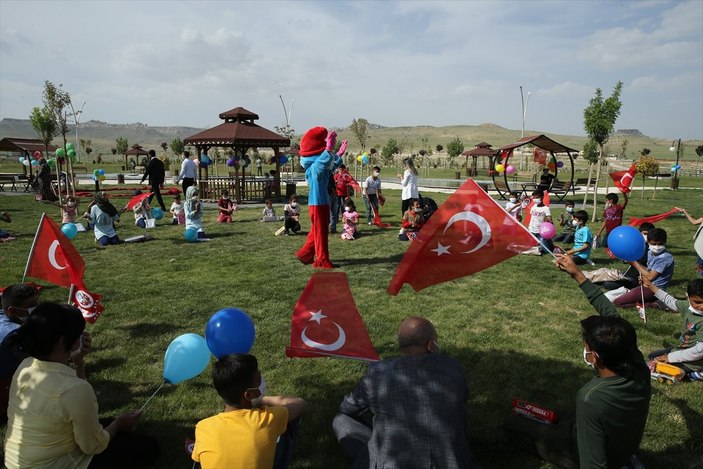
[669,138,681,190]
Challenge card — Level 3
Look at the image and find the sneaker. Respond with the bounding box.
[367,221,372,225]
[690,371,703,381]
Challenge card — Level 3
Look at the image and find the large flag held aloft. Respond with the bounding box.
[24,213,85,288]
[610,163,637,194]
[286,272,379,361]
[388,179,540,295]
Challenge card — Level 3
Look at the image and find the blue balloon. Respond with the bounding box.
[98,169,105,176]
[184,227,198,242]
[61,223,78,240]
[279,156,288,164]
[205,308,255,358]
[151,207,164,220]
[163,333,211,384]
[607,226,646,262]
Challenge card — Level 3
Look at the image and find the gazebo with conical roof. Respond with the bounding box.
[123,144,150,170]
[184,107,291,202]
[462,142,499,176]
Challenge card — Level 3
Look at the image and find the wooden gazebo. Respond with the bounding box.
[0,138,58,177]
[123,144,149,170]
[495,134,578,202]
[183,107,291,202]
[462,142,498,177]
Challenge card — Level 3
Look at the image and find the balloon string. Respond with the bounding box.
[140,382,165,412]
[640,276,647,323]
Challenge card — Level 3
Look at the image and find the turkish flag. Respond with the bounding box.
[521,198,534,227]
[71,283,105,324]
[125,192,153,210]
[286,272,379,361]
[533,148,548,166]
[628,208,679,227]
[388,179,539,295]
[610,164,637,193]
[24,214,85,288]
[371,204,392,228]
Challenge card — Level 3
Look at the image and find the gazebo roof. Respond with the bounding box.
[184,107,290,148]
[497,134,578,154]
[0,138,58,153]
[124,144,150,156]
[462,142,498,157]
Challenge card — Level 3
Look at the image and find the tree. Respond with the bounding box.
[640,148,651,156]
[274,124,296,142]
[696,145,703,171]
[349,118,369,151]
[161,142,168,153]
[115,137,129,154]
[171,137,184,157]
[583,81,623,220]
[381,138,399,165]
[29,106,57,159]
[619,139,628,160]
[111,148,117,155]
[42,81,73,200]
[635,155,659,199]
[435,144,443,153]
[446,138,464,168]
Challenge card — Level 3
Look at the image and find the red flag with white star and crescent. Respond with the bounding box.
[286,272,379,361]
[388,179,540,295]
[610,163,637,194]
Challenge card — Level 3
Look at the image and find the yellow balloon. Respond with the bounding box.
[357,155,363,163]
[495,164,505,172]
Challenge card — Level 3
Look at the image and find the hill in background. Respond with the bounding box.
[1,118,699,161]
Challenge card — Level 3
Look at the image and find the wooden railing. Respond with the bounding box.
[198,176,281,203]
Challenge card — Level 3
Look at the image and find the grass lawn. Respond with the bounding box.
[1,184,702,468]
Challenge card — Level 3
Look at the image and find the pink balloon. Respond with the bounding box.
[539,222,556,240]
[506,165,515,174]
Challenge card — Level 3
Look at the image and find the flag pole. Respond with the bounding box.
[22,213,45,283]
[67,284,75,305]
[478,181,559,261]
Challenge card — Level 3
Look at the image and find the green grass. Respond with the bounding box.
[1,185,703,468]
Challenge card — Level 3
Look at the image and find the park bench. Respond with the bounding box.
[493,180,515,199]
[548,180,574,203]
[0,174,19,192]
[574,177,593,191]
[71,166,89,174]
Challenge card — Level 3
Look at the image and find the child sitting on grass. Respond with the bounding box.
[132,192,152,229]
[282,195,301,235]
[554,200,576,243]
[261,199,278,222]
[643,276,703,380]
[218,190,238,223]
[0,211,13,242]
[399,198,424,241]
[559,210,592,265]
[170,194,185,225]
[192,354,307,469]
[47,195,81,226]
[341,199,359,240]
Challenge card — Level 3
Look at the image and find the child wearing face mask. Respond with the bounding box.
[48,195,81,226]
[643,277,703,379]
[399,198,425,241]
[341,199,359,240]
[595,192,629,248]
[613,228,675,309]
[185,185,208,239]
[554,200,576,243]
[260,199,277,223]
[192,354,307,469]
[561,210,592,265]
[283,195,301,235]
[504,191,523,222]
[527,190,553,254]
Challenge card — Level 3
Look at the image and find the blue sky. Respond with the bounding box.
[1,0,701,139]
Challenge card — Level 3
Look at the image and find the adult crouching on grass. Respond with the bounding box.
[505,254,650,469]
[3,303,159,469]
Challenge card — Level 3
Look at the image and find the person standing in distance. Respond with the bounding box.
[178,151,197,196]
[140,149,166,211]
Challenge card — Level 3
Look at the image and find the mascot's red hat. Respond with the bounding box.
[299,127,328,156]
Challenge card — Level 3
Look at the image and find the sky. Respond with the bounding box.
[1,0,702,140]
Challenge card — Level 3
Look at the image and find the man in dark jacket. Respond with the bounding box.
[140,149,166,211]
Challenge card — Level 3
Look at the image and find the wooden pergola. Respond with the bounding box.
[184,107,291,202]
[0,138,58,176]
[495,134,579,202]
[462,142,498,177]
[123,144,149,170]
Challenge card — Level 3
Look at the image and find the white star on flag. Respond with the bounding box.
[308,310,327,324]
[431,243,451,256]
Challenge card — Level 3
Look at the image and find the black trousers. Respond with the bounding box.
[182,178,194,196]
[89,418,160,468]
[148,184,166,211]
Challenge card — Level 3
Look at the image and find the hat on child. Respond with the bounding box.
[299,126,328,156]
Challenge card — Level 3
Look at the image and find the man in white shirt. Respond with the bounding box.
[178,151,198,196]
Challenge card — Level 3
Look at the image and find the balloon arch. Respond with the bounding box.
[494,134,579,202]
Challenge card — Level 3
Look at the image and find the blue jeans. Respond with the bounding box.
[532,232,554,254]
[98,235,120,246]
[273,418,301,469]
[330,195,340,233]
[364,194,378,223]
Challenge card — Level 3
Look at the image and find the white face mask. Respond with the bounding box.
[509,197,517,203]
[649,244,665,255]
[566,207,574,213]
[344,207,351,212]
[290,202,298,208]
[572,219,579,227]
[642,234,648,241]
[372,171,380,177]
[67,201,76,208]
[583,348,596,368]
[533,198,541,205]
[247,376,267,408]
[413,207,422,213]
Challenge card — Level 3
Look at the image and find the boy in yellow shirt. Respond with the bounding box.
[192,354,307,469]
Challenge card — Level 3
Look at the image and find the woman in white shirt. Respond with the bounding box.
[399,158,419,216]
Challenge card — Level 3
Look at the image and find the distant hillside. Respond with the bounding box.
[1,118,700,161]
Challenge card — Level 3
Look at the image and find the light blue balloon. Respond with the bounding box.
[61,223,78,240]
[151,207,164,220]
[184,227,198,242]
[163,333,211,384]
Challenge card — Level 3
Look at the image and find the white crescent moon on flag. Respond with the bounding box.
[444,211,492,253]
[301,322,346,351]
[48,240,67,270]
